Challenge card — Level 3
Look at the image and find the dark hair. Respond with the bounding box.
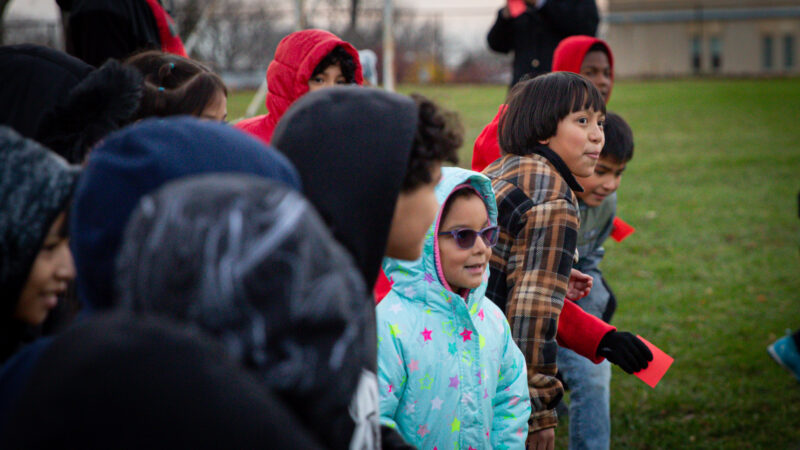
[311,46,356,84]
[499,71,606,156]
[440,187,481,223]
[586,42,611,59]
[601,112,634,163]
[402,93,462,192]
[125,51,228,121]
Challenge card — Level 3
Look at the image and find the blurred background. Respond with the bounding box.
[3,0,800,448]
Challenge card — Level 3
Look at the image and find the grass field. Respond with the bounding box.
[229,79,800,448]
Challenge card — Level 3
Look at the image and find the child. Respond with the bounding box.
[236,29,363,144]
[472,35,613,172]
[272,88,460,295]
[115,174,379,448]
[0,127,79,363]
[482,71,606,447]
[377,167,530,449]
[556,112,636,450]
[125,50,229,122]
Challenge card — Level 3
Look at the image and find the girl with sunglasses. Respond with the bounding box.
[376,167,530,449]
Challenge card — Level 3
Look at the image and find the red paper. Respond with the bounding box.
[507,0,526,18]
[610,217,635,242]
[634,335,673,388]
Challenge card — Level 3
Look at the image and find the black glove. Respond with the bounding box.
[597,331,653,374]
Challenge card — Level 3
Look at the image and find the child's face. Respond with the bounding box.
[438,194,492,291]
[576,156,626,207]
[15,212,75,325]
[386,163,442,261]
[580,50,612,103]
[308,63,347,92]
[541,109,605,178]
[200,90,228,122]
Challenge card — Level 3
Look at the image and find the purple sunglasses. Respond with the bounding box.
[438,225,499,249]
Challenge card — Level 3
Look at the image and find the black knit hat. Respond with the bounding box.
[0,126,80,313]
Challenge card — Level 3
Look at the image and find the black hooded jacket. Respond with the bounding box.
[1,312,325,449]
[58,0,162,67]
[0,44,142,163]
[115,174,379,449]
[272,87,418,291]
[0,127,80,363]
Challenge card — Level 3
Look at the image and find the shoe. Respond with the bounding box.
[767,333,800,382]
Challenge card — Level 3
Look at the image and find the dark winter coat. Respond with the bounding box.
[272,86,415,291]
[58,0,186,67]
[487,1,599,85]
[0,127,79,363]
[0,44,143,163]
[115,174,379,449]
[70,116,301,312]
[1,312,324,449]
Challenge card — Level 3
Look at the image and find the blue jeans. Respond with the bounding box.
[556,270,611,450]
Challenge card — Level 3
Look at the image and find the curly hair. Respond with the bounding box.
[402,93,462,192]
[311,46,357,84]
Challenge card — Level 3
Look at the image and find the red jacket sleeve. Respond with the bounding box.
[556,299,615,363]
[471,105,505,172]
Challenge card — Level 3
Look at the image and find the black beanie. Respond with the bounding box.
[0,126,80,314]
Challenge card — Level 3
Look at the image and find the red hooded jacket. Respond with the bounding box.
[470,35,613,173]
[143,0,187,57]
[236,29,363,144]
[468,35,616,362]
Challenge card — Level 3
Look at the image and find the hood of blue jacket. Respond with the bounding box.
[382,166,497,311]
[70,116,302,311]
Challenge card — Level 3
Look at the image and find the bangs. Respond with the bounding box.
[566,77,606,115]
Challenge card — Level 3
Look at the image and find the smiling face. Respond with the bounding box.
[438,193,492,291]
[576,156,627,207]
[580,50,612,103]
[308,63,347,92]
[15,212,75,325]
[541,109,605,178]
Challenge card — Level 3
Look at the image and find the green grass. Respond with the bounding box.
[230,79,800,448]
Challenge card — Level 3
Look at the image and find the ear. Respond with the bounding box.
[538,138,549,145]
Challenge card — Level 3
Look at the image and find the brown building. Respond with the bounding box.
[604,0,800,77]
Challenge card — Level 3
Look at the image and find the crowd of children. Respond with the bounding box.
[0,22,676,450]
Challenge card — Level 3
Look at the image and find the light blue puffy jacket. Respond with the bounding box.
[377,167,530,450]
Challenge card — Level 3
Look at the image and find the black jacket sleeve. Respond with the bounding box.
[487,8,515,53]
[539,0,599,37]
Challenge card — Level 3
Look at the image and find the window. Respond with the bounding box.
[785,35,795,69]
[710,36,722,71]
[763,35,774,69]
[691,36,702,72]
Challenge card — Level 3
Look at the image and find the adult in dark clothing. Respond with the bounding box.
[0,44,143,163]
[487,0,599,86]
[70,117,301,312]
[0,127,79,364]
[115,174,379,449]
[57,0,187,68]
[1,312,324,449]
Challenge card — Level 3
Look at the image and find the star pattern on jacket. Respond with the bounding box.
[449,376,459,388]
[431,396,443,410]
[451,416,461,432]
[460,328,473,342]
[421,328,433,341]
[418,424,430,438]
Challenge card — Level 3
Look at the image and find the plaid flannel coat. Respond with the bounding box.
[482,147,584,432]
